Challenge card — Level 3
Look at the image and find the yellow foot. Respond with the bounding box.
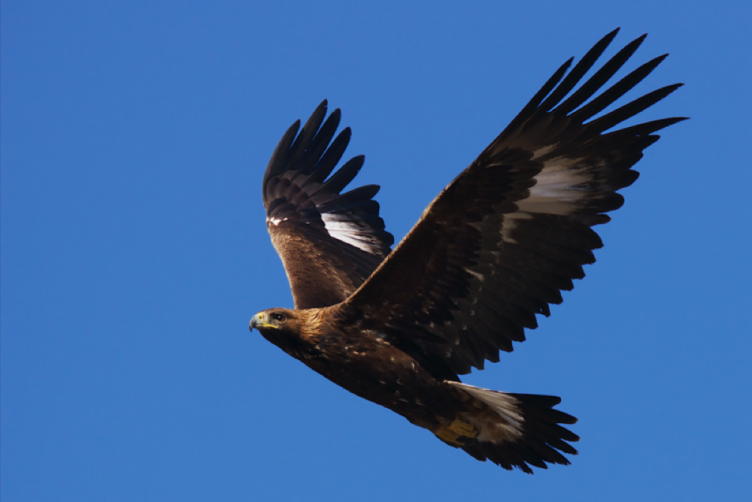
[435,418,478,447]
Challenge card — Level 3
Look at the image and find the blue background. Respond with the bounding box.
[3,1,751,500]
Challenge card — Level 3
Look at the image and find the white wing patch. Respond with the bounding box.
[321,214,380,254]
[516,157,594,216]
[498,156,601,244]
[267,216,288,226]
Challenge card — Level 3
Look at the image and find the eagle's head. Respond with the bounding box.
[250,308,296,331]
[249,308,310,353]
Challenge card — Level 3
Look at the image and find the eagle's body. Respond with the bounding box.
[257,307,457,432]
[250,29,684,473]
[254,306,556,456]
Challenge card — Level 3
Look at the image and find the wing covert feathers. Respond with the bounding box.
[263,101,394,309]
[342,30,686,376]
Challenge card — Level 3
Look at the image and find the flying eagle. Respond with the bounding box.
[249,29,684,473]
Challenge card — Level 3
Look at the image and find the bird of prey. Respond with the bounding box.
[249,29,684,473]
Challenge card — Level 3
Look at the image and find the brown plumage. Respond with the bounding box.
[250,29,685,473]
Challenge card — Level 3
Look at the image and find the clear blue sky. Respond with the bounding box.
[3,1,751,501]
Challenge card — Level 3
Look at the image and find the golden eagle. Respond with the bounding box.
[250,29,684,473]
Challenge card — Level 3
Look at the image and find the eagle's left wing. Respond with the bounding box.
[263,101,394,309]
[341,30,685,376]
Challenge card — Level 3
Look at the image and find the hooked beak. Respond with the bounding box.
[250,312,275,331]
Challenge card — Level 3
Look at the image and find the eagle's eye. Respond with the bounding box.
[271,312,287,323]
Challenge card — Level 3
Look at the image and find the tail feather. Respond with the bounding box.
[446,382,579,474]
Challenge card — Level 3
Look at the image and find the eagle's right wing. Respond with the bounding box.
[262,101,394,309]
[342,30,686,376]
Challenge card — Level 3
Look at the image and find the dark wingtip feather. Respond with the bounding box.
[264,119,301,183]
[538,28,622,112]
[500,57,573,136]
[614,116,688,137]
[309,127,352,183]
[295,108,344,176]
[284,102,329,170]
[589,83,684,133]
[320,155,366,194]
[554,33,651,117]
[594,27,622,53]
[312,99,328,116]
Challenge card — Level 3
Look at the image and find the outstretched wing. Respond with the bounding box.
[341,29,686,376]
[263,101,394,309]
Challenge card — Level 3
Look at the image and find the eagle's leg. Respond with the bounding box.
[434,418,479,447]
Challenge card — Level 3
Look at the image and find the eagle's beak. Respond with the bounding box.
[250,312,275,331]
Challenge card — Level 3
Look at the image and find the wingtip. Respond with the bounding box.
[555,56,575,78]
[603,27,621,40]
[314,99,329,115]
[599,27,621,47]
[624,33,648,56]
[668,82,685,92]
[629,33,648,51]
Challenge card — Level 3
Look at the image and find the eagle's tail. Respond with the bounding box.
[444,381,579,474]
